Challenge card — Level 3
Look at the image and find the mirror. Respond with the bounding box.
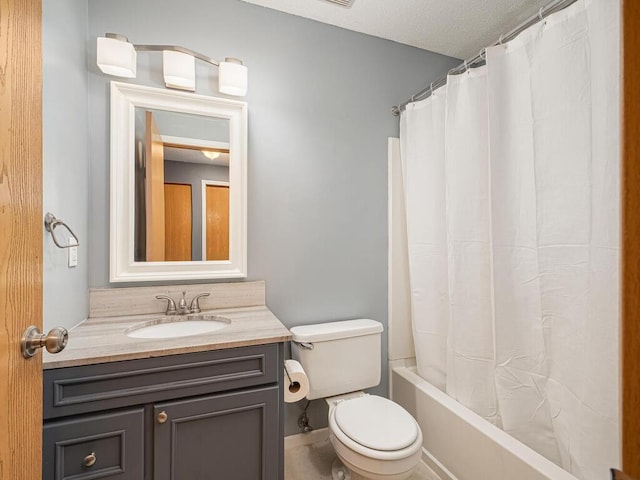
[134,108,230,262]
[110,82,247,282]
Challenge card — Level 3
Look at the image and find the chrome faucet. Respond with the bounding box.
[177,291,189,315]
[155,292,211,315]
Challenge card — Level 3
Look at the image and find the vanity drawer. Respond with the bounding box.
[44,343,279,419]
[43,408,144,480]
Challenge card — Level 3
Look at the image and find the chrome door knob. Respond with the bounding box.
[21,326,68,358]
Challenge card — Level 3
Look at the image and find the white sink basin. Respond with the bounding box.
[126,315,231,339]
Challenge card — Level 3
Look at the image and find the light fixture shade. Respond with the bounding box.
[219,58,248,96]
[96,36,137,78]
[163,50,196,91]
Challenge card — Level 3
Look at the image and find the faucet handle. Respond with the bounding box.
[189,293,211,314]
[155,295,177,315]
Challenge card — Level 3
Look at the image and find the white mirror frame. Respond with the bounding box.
[109,81,247,282]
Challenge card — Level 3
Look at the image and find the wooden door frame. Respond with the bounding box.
[0,1,637,478]
[145,110,166,262]
[0,0,44,479]
[622,0,640,475]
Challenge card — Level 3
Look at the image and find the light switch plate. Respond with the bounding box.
[68,238,78,268]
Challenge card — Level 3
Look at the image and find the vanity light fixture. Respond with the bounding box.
[96,33,248,96]
[97,34,136,77]
[163,50,195,91]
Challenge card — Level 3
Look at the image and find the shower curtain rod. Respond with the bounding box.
[391,0,579,117]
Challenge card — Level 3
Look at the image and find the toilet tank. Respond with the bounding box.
[290,319,383,400]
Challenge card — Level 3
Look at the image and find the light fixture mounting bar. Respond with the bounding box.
[105,32,220,66]
[133,44,219,67]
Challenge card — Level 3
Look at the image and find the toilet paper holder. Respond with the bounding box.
[283,358,309,404]
[284,363,301,393]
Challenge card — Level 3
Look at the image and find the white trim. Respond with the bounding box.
[201,180,230,261]
[388,137,397,358]
[387,136,415,362]
[109,81,248,282]
[160,135,230,151]
[388,357,416,394]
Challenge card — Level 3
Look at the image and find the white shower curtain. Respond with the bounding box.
[399,1,619,478]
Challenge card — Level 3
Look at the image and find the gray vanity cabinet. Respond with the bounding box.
[153,386,279,479]
[43,343,284,480]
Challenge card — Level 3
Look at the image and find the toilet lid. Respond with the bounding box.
[333,395,419,451]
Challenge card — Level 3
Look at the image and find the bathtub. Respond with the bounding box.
[390,365,579,480]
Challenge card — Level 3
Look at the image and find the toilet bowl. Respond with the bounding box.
[327,394,423,480]
[290,319,423,480]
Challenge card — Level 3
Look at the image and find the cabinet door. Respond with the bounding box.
[43,409,144,480]
[153,386,279,480]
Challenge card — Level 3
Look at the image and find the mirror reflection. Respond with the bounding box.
[134,108,230,262]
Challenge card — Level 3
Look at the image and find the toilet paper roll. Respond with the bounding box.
[283,359,309,403]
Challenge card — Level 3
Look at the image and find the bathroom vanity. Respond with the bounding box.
[42,281,291,480]
[41,67,289,479]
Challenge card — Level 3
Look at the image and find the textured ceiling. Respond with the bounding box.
[238,0,551,59]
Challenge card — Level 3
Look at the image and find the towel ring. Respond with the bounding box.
[44,212,80,249]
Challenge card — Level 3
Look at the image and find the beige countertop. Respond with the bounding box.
[43,305,292,369]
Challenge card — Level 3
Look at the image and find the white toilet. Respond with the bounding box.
[291,319,423,480]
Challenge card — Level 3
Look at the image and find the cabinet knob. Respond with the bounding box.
[83,452,97,468]
[157,411,168,424]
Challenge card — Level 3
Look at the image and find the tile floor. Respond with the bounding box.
[284,436,441,480]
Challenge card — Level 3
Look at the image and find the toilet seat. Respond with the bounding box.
[334,395,419,451]
[328,395,423,462]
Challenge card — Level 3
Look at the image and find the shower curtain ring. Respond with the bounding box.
[538,7,545,22]
[499,34,505,46]
[429,82,434,97]
[464,59,470,73]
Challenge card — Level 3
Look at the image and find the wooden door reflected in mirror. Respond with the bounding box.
[164,183,192,261]
[205,184,229,261]
[135,109,230,262]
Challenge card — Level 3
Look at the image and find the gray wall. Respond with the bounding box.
[43,0,89,332]
[43,0,458,435]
